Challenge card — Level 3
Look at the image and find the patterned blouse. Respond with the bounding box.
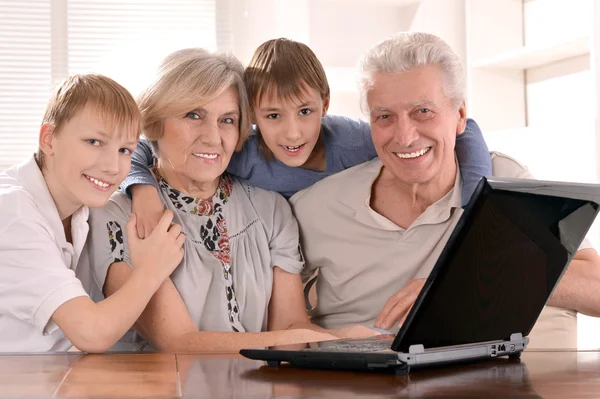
[87,169,304,348]
[155,170,243,332]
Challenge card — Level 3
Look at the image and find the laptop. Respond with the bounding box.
[241,177,600,373]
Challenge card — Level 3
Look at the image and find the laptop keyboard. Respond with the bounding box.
[305,339,393,353]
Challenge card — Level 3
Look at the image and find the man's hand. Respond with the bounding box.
[374,278,426,330]
[131,185,164,238]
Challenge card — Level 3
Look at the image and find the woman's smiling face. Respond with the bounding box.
[157,87,240,190]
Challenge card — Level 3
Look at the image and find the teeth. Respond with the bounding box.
[193,153,218,159]
[283,145,302,152]
[395,147,430,159]
[86,175,110,188]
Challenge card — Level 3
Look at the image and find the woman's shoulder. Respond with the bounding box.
[230,177,291,228]
[229,177,296,246]
[231,177,284,209]
[88,191,132,223]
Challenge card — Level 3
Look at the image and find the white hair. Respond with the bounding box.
[358,32,465,114]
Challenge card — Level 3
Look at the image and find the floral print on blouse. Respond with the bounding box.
[107,166,244,332]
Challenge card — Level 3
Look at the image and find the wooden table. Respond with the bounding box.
[1,350,599,398]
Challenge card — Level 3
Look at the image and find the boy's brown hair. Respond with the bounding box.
[37,74,141,166]
[244,38,330,158]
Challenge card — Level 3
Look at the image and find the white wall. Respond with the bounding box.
[226,0,466,119]
[227,0,600,350]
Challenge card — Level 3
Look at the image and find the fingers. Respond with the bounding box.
[176,232,186,247]
[398,304,414,329]
[375,279,426,330]
[375,293,401,328]
[167,222,182,238]
[153,209,175,234]
[375,295,412,330]
[136,222,146,239]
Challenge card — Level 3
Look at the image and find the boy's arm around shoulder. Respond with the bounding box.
[121,138,158,198]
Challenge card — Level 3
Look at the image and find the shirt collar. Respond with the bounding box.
[336,157,462,230]
[12,155,89,246]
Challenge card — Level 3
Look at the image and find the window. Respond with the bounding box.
[0,0,219,171]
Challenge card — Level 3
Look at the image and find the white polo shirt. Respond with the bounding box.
[0,156,90,352]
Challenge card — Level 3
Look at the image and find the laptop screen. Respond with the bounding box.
[393,181,598,352]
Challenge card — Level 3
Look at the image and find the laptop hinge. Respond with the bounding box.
[510,333,523,341]
[510,333,524,341]
[408,344,425,354]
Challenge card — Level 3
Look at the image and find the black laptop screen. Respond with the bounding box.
[393,184,595,352]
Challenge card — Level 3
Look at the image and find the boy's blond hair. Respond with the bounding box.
[38,74,141,166]
[137,48,251,154]
[244,38,330,158]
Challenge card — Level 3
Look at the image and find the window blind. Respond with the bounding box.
[67,0,217,96]
[0,0,219,171]
[0,1,52,171]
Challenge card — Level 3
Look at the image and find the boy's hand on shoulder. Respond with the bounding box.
[126,210,184,282]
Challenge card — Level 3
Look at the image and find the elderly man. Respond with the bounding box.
[290,32,600,349]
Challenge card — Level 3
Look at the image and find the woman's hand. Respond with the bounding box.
[131,185,165,239]
[289,329,339,344]
[330,325,381,340]
[268,329,339,350]
[127,210,185,283]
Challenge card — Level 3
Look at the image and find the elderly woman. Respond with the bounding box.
[86,48,373,352]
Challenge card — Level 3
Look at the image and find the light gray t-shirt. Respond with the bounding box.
[86,174,303,347]
[291,152,592,349]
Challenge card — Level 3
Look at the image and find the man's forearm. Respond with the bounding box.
[548,249,600,317]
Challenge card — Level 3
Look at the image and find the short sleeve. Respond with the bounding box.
[0,191,88,334]
[252,189,304,274]
[86,193,134,294]
[120,138,159,198]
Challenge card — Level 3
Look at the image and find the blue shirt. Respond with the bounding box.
[123,115,492,206]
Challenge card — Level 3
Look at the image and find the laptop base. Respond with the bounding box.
[245,349,410,374]
[240,333,528,374]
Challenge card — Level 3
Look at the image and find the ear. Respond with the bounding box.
[455,101,467,135]
[38,123,56,156]
[321,95,330,117]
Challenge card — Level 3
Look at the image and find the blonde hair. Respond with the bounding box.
[244,38,330,158]
[358,32,465,114]
[38,74,141,165]
[138,48,251,153]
